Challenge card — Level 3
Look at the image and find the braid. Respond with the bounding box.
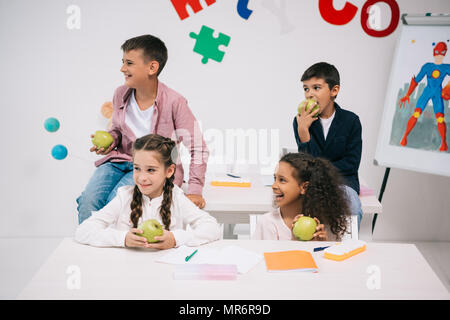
[160,174,175,230]
[130,185,144,228]
[161,138,176,230]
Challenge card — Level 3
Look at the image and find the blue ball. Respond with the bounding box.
[51,144,68,160]
[44,117,60,132]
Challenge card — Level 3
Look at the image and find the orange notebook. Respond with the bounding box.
[264,250,318,272]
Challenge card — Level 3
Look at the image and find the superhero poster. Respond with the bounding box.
[390,38,450,153]
[376,23,450,177]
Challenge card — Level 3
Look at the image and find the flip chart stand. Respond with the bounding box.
[372,167,390,234]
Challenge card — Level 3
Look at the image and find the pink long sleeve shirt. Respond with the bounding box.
[95,81,209,195]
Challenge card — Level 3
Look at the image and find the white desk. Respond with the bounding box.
[18,238,449,300]
[202,175,382,239]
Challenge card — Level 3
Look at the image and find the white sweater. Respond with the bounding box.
[252,208,339,241]
[75,185,221,248]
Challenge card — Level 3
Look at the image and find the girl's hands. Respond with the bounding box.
[125,229,176,249]
[125,228,148,248]
[311,219,328,241]
[89,134,114,155]
[147,229,176,250]
[292,214,329,241]
[292,214,302,228]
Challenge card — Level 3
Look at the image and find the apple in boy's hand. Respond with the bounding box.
[293,216,318,241]
[298,99,320,117]
[137,219,164,243]
[91,130,114,149]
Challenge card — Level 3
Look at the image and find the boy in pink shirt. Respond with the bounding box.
[77,34,209,224]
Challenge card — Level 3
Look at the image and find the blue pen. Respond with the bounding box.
[313,246,330,252]
[227,173,241,178]
[185,249,198,262]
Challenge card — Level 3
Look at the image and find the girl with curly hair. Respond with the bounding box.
[253,152,351,241]
[75,134,220,249]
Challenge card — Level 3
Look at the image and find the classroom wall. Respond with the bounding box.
[0,0,449,241]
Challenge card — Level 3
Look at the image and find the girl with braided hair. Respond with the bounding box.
[252,152,351,241]
[75,134,220,249]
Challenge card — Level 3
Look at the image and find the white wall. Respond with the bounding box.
[0,0,449,240]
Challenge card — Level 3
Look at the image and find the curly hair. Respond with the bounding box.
[129,134,177,230]
[280,152,351,240]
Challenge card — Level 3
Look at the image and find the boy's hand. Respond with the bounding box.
[125,228,148,248]
[186,194,206,209]
[296,101,319,142]
[146,230,176,250]
[89,134,114,155]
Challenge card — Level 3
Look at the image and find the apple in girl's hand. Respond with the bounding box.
[298,99,320,117]
[92,130,114,149]
[293,216,317,241]
[137,219,163,243]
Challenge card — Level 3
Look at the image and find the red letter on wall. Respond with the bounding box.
[170,0,216,20]
[319,0,358,25]
[361,0,400,37]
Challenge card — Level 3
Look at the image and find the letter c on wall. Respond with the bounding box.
[318,0,358,25]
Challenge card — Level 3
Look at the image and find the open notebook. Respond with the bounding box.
[155,245,263,274]
[263,250,318,272]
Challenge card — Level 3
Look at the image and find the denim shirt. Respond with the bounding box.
[95,81,209,195]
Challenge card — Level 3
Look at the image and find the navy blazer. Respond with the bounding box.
[293,103,362,194]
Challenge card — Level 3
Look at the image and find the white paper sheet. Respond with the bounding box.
[155,245,263,274]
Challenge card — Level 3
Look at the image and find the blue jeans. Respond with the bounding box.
[342,185,363,232]
[76,161,135,224]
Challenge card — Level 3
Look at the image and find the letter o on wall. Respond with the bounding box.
[361,0,400,37]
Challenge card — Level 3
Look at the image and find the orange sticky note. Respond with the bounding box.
[263,250,318,272]
[210,181,251,187]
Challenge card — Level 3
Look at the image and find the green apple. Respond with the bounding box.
[292,216,317,241]
[297,99,320,117]
[92,130,114,149]
[137,219,163,243]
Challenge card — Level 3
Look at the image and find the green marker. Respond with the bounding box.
[185,249,198,262]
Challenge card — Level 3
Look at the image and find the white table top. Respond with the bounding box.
[18,238,449,300]
[202,174,382,215]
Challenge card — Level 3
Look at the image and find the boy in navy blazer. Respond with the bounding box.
[293,62,363,229]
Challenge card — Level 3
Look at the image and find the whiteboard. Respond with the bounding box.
[375,22,450,177]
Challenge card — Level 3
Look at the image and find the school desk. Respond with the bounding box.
[200,174,382,238]
[18,238,449,300]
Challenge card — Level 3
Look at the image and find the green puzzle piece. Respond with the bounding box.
[189,25,231,64]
